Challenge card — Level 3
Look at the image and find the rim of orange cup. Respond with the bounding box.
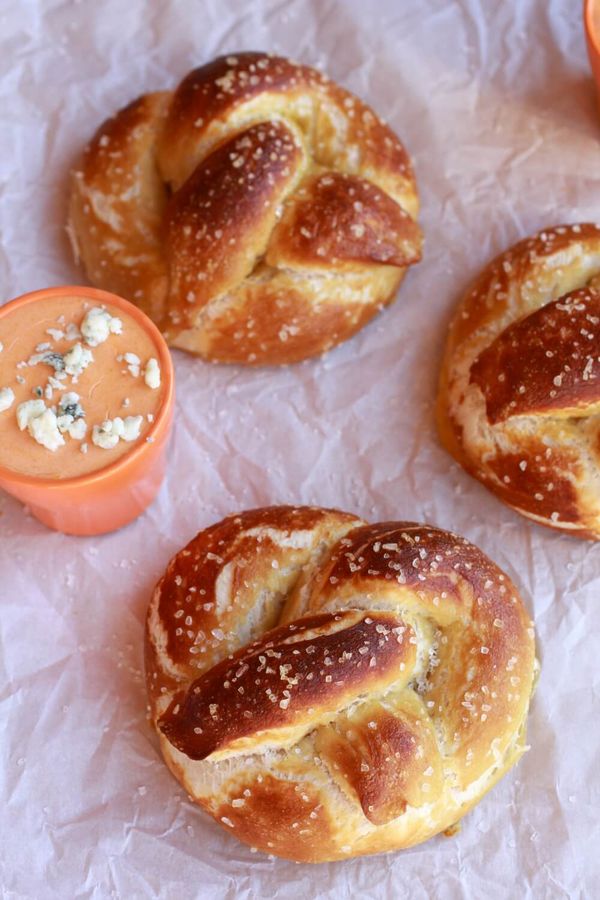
[0,285,174,491]
[585,0,600,61]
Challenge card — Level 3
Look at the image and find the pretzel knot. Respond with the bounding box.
[68,52,422,365]
[438,223,600,539]
[145,506,536,862]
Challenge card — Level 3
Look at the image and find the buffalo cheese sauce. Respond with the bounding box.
[0,294,164,479]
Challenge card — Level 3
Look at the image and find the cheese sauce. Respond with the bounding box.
[0,294,165,479]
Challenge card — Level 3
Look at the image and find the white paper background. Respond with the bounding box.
[1,0,599,897]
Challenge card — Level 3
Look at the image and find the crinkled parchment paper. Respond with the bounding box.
[1,0,599,896]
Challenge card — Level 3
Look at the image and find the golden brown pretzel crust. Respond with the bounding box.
[68,53,422,365]
[438,223,600,539]
[145,505,536,862]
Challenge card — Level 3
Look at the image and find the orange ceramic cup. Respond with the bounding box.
[0,286,174,536]
[585,0,600,100]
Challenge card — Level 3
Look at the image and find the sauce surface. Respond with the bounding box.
[0,294,165,479]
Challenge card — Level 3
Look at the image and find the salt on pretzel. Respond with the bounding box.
[69,53,422,365]
[145,506,536,862]
[438,224,600,538]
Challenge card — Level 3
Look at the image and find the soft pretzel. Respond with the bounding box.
[438,223,600,539]
[68,53,422,365]
[145,505,536,862]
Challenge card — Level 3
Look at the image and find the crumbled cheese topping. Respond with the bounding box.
[65,322,81,341]
[27,408,65,452]
[144,357,161,389]
[58,391,85,420]
[16,394,88,450]
[118,352,141,377]
[92,414,143,449]
[6,304,154,458]
[81,306,122,347]
[63,343,94,378]
[43,320,79,345]
[68,418,87,441]
[57,414,74,433]
[46,328,65,342]
[121,415,143,441]
[56,415,87,440]
[0,387,15,412]
[17,399,46,431]
[92,420,121,450]
[27,350,66,373]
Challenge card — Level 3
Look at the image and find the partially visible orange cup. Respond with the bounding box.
[585,0,600,101]
[0,286,174,536]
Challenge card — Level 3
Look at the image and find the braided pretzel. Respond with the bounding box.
[438,223,600,539]
[68,53,422,365]
[145,506,536,862]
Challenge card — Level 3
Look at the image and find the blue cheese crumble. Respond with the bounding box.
[0,387,15,412]
[16,394,87,449]
[16,400,65,452]
[28,409,65,451]
[58,391,85,420]
[92,415,143,449]
[81,307,122,347]
[61,417,87,440]
[63,343,94,378]
[144,358,161,389]
[117,352,141,378]
[56,392,87,441]
[26,343,93,382]
[16,399,46,431]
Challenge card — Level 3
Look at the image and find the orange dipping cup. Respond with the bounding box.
[585,0,600,102]
[0,286,174,535]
